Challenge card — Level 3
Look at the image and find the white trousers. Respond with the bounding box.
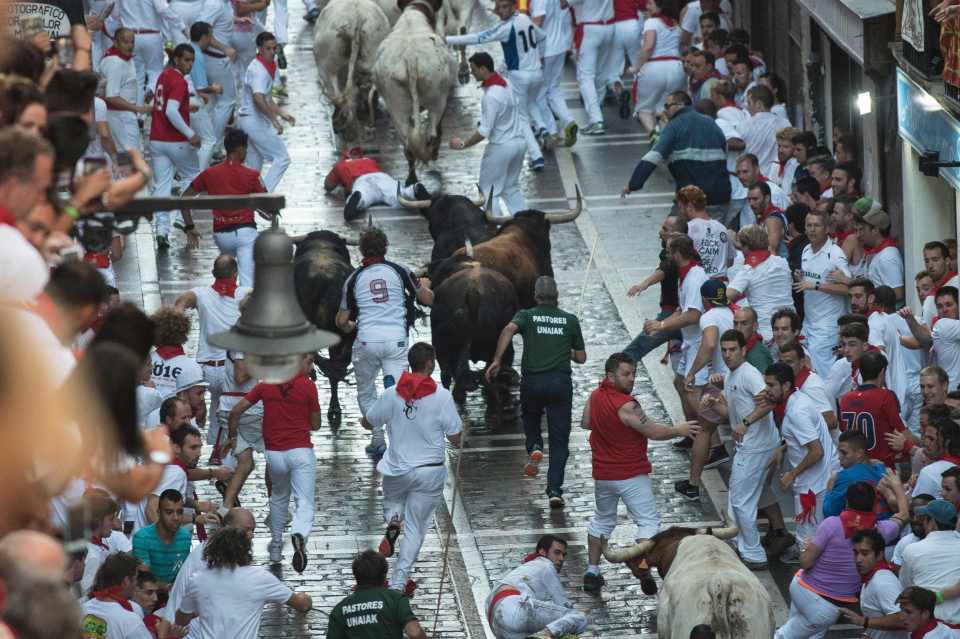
[538,53,575,135]
[479,139,526,215]
[774,576,840,639]
[168,1,201,43]
[487,593,589,639]
[106,110,141,152]
[353,338,407,443]
[205,55,238,149]
[604,19,640,88]
[132,32,165,105]
[382,465,446,589]
[201,363,225,446]
[149,140,199,238]
[576,23,614,124]
[191,102,217,171]
[352,172,415,209]
[237,115,290,192]
[802,328,837,377]
[728,448,775,563]
[587,473,659,540]
[632,59,685,114]
[506,69,544,162]
[214,226,258,287]
[265,447,315,541]
[271,0,317,44]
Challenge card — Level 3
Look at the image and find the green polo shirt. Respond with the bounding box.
[511,304,585,374]
[746,340,773,374]
[326,586,416,639]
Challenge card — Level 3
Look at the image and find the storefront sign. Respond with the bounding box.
[897,67,960,188]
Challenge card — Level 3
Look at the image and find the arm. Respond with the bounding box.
[629,28,655,71]
[403,620,427,639]
[446,432,462,448]
[617,401,698,440]
[309,411,321,431]
[685,325,718,385]
[164,99,197,139]
[415,281,434,305]
[580,400,591,430]
[485,322,519,381]
[104,95,150,114]
[571,348,586,364]
[445,21,511,46]
[780,440,823,489]
[798,540,824,571]
[110,234,124,262]
[898,307,932,348]
[657,308,701,332]
[174,290,198,311]
[234,0,269,15]
[764,217,784,254]
[335,309,356,333]
[626,131,671,194]
[627,268,665,297]
[96,120,120,162]
[286,592,313,612]
[71,24,92,71]
[727,137,746,151]
[324,166,341,193]
[226,399,253,455]
[145,494,160,524]
[208,36,237,61]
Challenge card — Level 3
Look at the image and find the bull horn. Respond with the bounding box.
[483,186,514,224]
[397,183,431,209]
[464,238,474,257]
[710,525,739,540]
[472,183,486,207]
[599,536,655,563]
[545,184,584,224]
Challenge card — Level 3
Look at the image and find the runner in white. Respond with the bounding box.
[569,0,614,136]
[219,350,262,508]
[871,286,924,434]
[115,0,186,105]
[530,0,579,148]
[101,28,150,152]
[198,0,240,151]
[149,307,205,405]
[676,185,733,279]
[777,339,839,439]
[628,1,684,134]
[727,223,795,342]
[825,321,870,403]
[362,343,462,595]
[603,0,643,115]
[858,207,905,305]
[680,0,731,48]
[840,528,912,637]
[336,226,433,456]
[920,241,959,328]
[739,85,791,177]
[81,553,152,639]
[900,288,960,393]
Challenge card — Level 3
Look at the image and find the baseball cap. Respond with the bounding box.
[174,369,210,394]
[700,278,729,306]
[915,499,958,526]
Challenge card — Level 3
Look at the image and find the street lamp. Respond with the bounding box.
[208,216,340,383]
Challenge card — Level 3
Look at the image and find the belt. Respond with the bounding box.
[130,28,160,34]
[487,587,521,624]
[416,461,444,468]
[579,19,615,25]
[648,56,680,62]
[221,391,246,397]
[204,49,227,58]
[200,360,225,366]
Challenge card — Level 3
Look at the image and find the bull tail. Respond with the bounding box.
[405,56,429,161]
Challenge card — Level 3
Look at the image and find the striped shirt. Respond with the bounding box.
[133,524,192,583]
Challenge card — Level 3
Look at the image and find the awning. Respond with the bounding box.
[796,0,896,66]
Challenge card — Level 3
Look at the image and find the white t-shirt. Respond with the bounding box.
[82,542,112,597]
[800,239,850,335]
[716,116,745,174]
[643,16,681,59]
[150,350,204,399]
[135,464,189,531]
[678,265,709,348]
[883,314,923,407]
[81,598,153,639]
[728,254,794,341]
[161,541,207,624]
[478,83,522,144]
[191,286,251,362]
[199,0,234,46]
[825,357,859,402]
[700,306,733,376]
[867,245,905,290]
[680,0,732,40]
[800,370,835,417]
[339,262,419,341]
[932,317,960,389]
[724,362,779,453]
[366,385,462,476]
[221,352,261,415]
[102,54,138,105]
[179,566,293,639]
[137,385,164,428]
[892,532,919,567]
[782,389,836,494]
[922,275,960,326]
[860,569,908,639]
[530,0,571,58]
[237,58,275,125]
[913,459,954,499]
[741,111,791,176]
[687,217,733,279]
[9,306,76,386]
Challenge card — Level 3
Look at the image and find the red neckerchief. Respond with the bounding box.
[361,256,385,267]
[90,534,109,550]
[91,586,133,611]
[795,489,818,523]
[481,73,508,89]
[83,251,110,268]
[757,203,780,224]
[211,277,238,298]
[795,366,812,389]
[839,508,877,538]
[832,229,854,245]
[677,260,699,283]
[521,551,540,563]
[743,333,762,356]
[941,453,960,466]
[931,271,958,297]
[156,345,185,360]
[723,99,737,108]
[340,146,364,160]
[911,620,940,639]
[932,315,941,329]
[744,249,772,268]
[143,613,160,634]
[773,386,796,426]
[865,237,897,256]
[861,560,893,584]
[104,46,132,61]
[658,15,676,27]
[395,371,437,403]
[256,54,276,79]
[0,205,15,226]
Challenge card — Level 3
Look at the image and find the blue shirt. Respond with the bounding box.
[189,43,208,90]
[132,524,192,583]
[822,462,889,519]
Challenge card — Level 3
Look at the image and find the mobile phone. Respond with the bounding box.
[115,151,134,177]
[79,157,108,176]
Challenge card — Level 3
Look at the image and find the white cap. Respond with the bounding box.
[175,369,209,394]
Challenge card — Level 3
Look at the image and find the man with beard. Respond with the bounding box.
[921,241,958,328]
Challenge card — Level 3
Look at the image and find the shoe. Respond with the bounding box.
[272,84,288,98]
[276,44,287,70]
[674,480,700,501]
[156,235,170,251]
[582,572,605,594]
[672,437,694,450]
[524,449,543,477]
[365,441,387,457]
[208,446,222,466]
[548,492,565,509]
[741,558,769,571]
[703,446,731,470]
[303,6,320,22]
[779,546,801,565]
[413,183,431,200]
[530,157,545,172]
[344,191,363,221]
[582,122,605,136]
[268,541,282,563]
[765,532,796,559]
[291,533,307,573]
[563,121,578,147]
[618,87,632,120]
[379,521,401,557]
[402,579,417,598]
[539,130,552,151]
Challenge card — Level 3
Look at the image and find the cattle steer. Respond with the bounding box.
[602,526,774,639]
[292,230,358,426]
[373,0,456,186]
[312,0,391,136]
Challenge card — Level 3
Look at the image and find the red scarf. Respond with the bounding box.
[795,489,818,523]
[156,345,185,360]
[941,453,960,466]
[104,46,132,61]
[521,551,540,563]
[932,271,958,297]
[211,277,238,298]
[83,251,110,268]
[865,237,897,256]
[143,613,160,635]
[778,161,787,178]
[744,249,772,268]
[481,73,508,89]
[832,229,854,245]
[91,585,133,611]
[773,386,795,426]
[743,333,762,356]
[677,260,699,283]
[795,366,812,389]
[361,256,385,267]
[0,205,15,226]
[757,203,780,224]
[861,560,893,584]
[839,508,877,538]
[657,15,676,27]
[820,180,831,195]
[395,371,437,403]
[912,620,941,638]
[256,54,276,79]
[90,534,109,550]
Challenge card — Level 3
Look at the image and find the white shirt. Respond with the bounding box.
[867,245,905,290]
[923,275,960,326]
[825,357,860,402]
[530,0,571,58]
[687,217,733,279]
[932,317,960,388]
[913,459,954,500]
[900,530,960,623]
[9,306,76,386]
[199,0,234,42]
[339,261,419,341]
[134,463,188,531]
[741,111,791,176]
[642,16,681,59]
[137,384,164,428]
[860,569,908,639]
[800,369,835,416]
[782,389,836,494]
[728,254,794,341]
[771,102,790,123]
[716,116,745,174]
[102,54,138,105]
[768,157,798,190]
[0,226,49,302]
[180,566,293,639]
[680,0,732,39]
[190,285,251,362]
[161,541,207,623]
[221,352,260,414]
[883,314,923,406]
[678,264,708,349]
[446,13,542,72]
[81,598,153,639]
[567,0,613,26]
[724,362,779,453]
[238,58,275,125]
[118,0,184,34]
[492,555,572,607]
[700,307,733,376]
[892,532,919,567]
[365,385,462,476]
[800,239,850,335]
[150,349,204,399]
[477,82,523,144]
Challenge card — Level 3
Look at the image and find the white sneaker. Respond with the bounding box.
[268,541,283,563]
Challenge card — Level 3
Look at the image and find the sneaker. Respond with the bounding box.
[291,533,307,573]
[530,157,545,172]
[303,6,320,22]
[276,44,287,70]
[779,546,801,565]
[672,436,694,450]
[365,442,387,457]
[156,235,170,252]
[378,521,401,558]
[703,446,731,470]
[582,572,605,594]
[268,541,282,563]
[741,557,769,571]
[548,492,565,509]
[402,579,417,598]
[344,191,363,221]
[524,449,543,477]
[413,182,431,200]
[563,121,578,147]
[765,532,796,559]
[618,86,632,120]
[582,122,605,136]
[674,480,700,501]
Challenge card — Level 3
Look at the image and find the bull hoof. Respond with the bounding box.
[458,68,471,85]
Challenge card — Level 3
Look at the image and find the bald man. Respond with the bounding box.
[0,531,68,582]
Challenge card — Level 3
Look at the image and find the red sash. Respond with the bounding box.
[865,237,897,256]
[156,345,185,359]
[487,587,522,624]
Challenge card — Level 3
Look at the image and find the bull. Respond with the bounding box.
[312,0,391,136]
[372,0,456,186]
[371,0,401,24]
[602,526,774,639]
[292,230,358,426]
[398,185,494,271]
[435,0,476,83]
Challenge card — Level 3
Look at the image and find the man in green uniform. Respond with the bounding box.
[487,276,587,508]
[733,306,773,372]
[326,550,427,639]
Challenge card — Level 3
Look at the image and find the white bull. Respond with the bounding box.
[435,0,477,83]
[372,0,401,25]
[603,527,774,639]
[312,0,390,136]
[372,0,455,185]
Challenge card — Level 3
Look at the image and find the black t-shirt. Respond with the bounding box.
[6,0,85,40]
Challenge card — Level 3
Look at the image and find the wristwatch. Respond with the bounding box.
[741,418,750,429]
